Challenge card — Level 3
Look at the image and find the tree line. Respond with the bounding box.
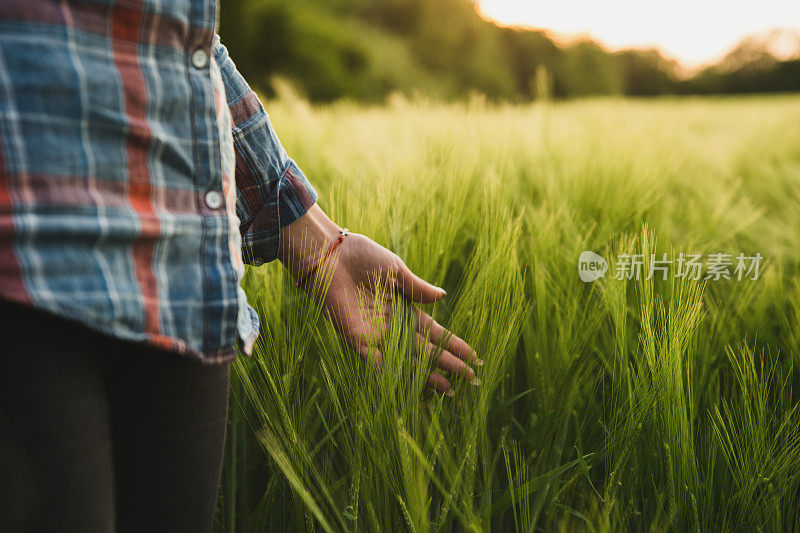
[220,0,800,102]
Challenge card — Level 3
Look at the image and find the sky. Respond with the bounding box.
[477,0,800,68]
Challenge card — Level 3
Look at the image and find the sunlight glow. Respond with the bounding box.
[477,0,800,67]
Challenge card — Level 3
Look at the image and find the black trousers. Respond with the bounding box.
[0,300,231,533]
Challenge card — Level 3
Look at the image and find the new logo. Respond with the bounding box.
[578,251,608,282]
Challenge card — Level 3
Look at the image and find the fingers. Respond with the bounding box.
[395,259,446,304]
[357,345,384,372]
[426,372,453,396]
[415,309,482,366]
[358,341,457,398]
[414,333,479,385]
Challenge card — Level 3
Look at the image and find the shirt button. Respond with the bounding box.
[191,48,209,69]
[205,190,223,210]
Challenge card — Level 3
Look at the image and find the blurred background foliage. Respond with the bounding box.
[219,0,800,102]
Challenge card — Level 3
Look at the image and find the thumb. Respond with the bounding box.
[396,260,446,304]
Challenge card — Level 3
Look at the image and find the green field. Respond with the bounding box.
[214,92,800,532]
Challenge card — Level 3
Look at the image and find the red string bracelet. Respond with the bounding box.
[295,228,349,287]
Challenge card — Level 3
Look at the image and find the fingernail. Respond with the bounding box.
[471,377,481,386]
[445,389,455,397]
[438,287,447,295]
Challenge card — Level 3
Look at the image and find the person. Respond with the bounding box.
[0,1,480,531]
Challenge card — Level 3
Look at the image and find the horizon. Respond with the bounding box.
[477,0,800,69]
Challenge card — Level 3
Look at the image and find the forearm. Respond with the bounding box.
[277,204,342,283]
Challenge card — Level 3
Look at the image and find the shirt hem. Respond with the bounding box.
[0,293,239,366]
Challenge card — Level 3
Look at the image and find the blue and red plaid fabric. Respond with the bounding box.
[0,0,317,363]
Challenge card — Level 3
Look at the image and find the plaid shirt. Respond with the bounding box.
[0,0,317,363]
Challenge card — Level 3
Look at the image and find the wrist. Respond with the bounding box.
[278,204,342,282]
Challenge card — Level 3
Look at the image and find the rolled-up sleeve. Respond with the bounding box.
[212,34,318,265]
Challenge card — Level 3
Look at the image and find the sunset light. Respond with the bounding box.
[477,0,800,67]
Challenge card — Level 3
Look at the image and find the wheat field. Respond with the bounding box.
[214,90,800,532]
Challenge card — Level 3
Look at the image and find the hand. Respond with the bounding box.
[279,205,481,395]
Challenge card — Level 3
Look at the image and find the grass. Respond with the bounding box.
[213,90,800,532]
